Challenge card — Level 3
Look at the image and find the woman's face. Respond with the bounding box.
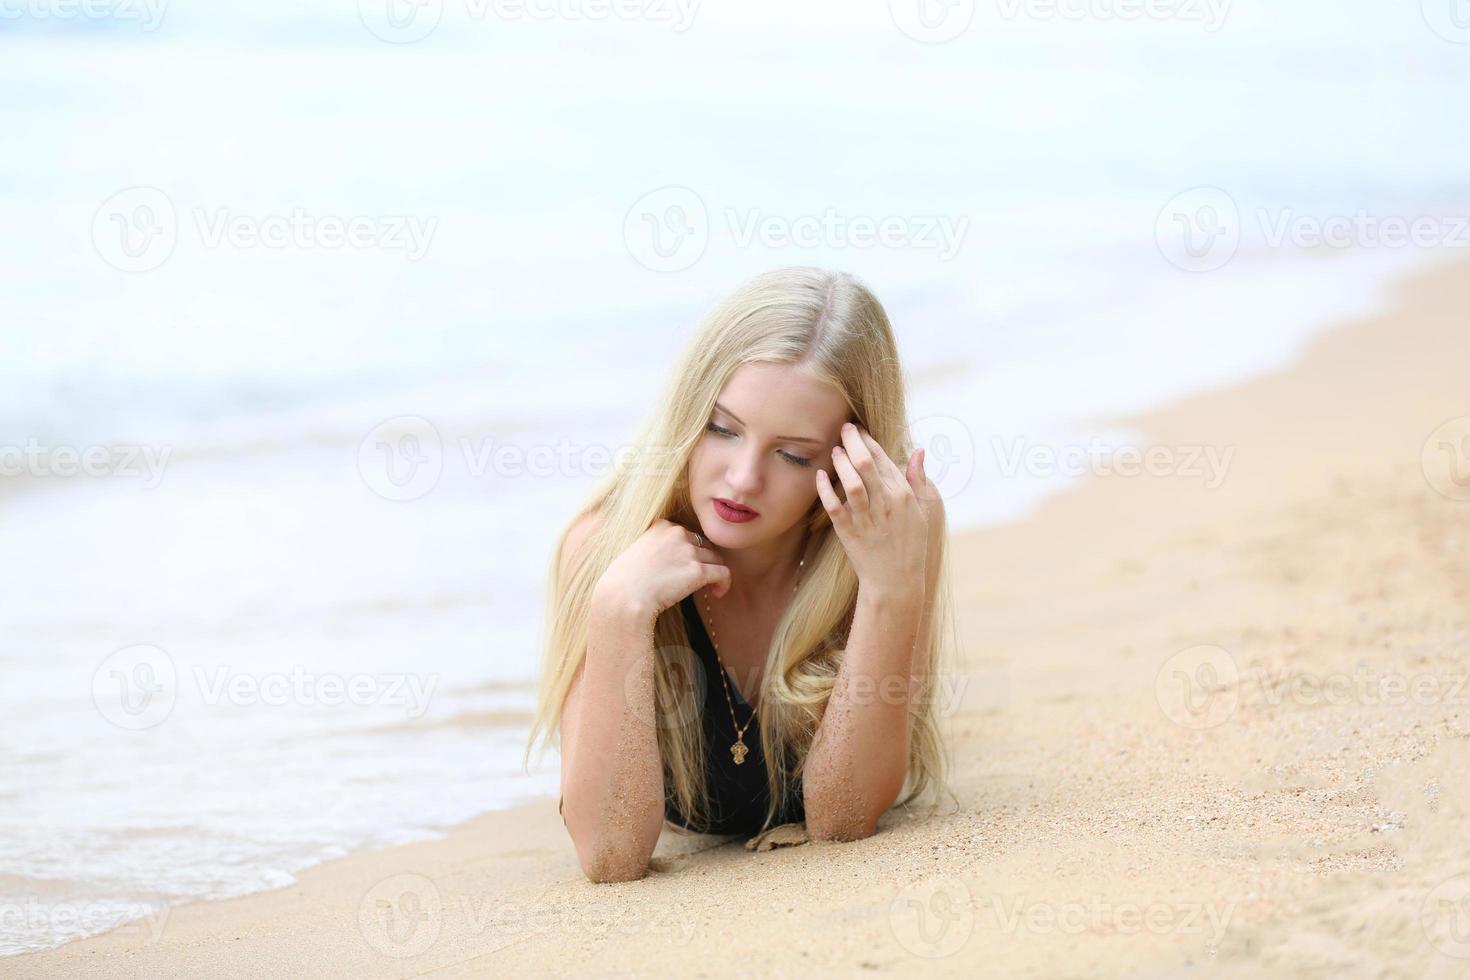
[688,362,851,547]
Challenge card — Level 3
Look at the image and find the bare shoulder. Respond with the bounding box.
[557,506,607,586]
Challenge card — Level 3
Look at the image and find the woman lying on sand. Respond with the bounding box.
[525,267,956,882]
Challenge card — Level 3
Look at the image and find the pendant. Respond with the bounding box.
[731,739,749,765]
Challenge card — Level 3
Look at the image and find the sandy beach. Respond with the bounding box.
[12,255,1470,978]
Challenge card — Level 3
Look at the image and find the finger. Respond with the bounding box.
[815,467,847,524]
[830,444,869,513]
[911,447,943,503]
[839,424,889,506]
[905,447,925,493]
[699,562,732,599]
[856,427,905,491]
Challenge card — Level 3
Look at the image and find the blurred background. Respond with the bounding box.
[3,0,1467,954]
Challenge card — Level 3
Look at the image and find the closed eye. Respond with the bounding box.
[706,422,813,468]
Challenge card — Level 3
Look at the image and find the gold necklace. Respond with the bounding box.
[696,544,806,766]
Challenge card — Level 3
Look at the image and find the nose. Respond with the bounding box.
[725,444,764,496]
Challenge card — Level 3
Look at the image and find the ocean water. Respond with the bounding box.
[2,0,1469,955]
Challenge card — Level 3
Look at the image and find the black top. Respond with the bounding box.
[664,595,805,835]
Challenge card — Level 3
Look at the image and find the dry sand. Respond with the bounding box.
[13,257,1470,978]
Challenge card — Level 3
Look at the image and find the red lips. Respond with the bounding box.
[713,498,759,523]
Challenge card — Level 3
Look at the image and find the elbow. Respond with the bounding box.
[803,775,902,843]
[580,854,651,883]
[563,801,660,883]
[806,814,880,843]
[801,789,884,842]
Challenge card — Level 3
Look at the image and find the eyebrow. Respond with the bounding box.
[713,403,826,445]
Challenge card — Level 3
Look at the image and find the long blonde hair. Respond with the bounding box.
[523,266,958,834]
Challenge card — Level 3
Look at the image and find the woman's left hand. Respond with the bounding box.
[815,422,941,598]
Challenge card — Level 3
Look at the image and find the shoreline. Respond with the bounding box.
[12,255,1470,976]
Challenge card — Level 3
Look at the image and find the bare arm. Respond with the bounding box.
[802,583,924,841]
[804,430,948,841]
[559,589,666,883]
[555,514,729,882]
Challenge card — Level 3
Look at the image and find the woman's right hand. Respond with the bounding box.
[593,519,730,621]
